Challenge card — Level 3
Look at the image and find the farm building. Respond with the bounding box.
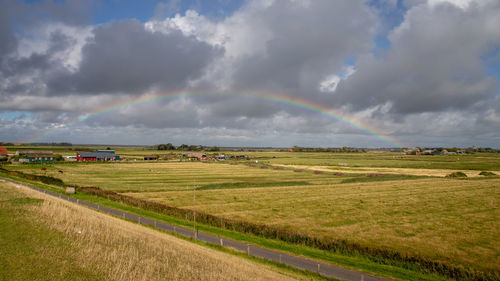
[15,150,57,162]
[144,156,158,161]
[0,146,7,158]
[63,155,77,161]
[95,150,116,154]
[24,153,57,162]
[76,150,120,162]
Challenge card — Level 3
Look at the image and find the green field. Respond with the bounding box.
[2,150,499,279]
[261,152,500,171]
[5,162,354,191]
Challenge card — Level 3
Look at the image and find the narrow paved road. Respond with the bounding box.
[2,177,390,281]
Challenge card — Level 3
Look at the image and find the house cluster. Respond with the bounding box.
[76,150,120,162]
[1,149,120,163]
[181,152,247,161]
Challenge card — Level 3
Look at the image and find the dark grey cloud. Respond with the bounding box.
[0,1,17,62]
[0,0,93,102]
[334,1,500,114]
[0,0,90,60]
[230,0,376,96]
[47,19,223,95]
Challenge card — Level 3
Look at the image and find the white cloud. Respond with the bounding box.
[428,0,491,9]
[319,66,356,93]
[17,23,92,71]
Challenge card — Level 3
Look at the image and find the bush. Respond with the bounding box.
[0,167,64,186]
[479,171,497,176]
[446,172,467,178]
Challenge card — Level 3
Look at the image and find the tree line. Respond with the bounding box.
[283,146,367,153]
[155,143,220,151]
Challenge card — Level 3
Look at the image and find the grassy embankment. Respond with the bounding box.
[0,179,316,281]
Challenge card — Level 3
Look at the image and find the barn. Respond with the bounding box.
[76,150,120,162]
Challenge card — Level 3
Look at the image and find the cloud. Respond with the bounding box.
[222,0,376,96]
[47,19,223,95]
[1,0,499,147]
[334,0,500,114]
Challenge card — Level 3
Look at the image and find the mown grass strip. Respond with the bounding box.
[340,175,429,184]
[196,181,311,190]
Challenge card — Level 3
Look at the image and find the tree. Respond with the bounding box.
[177,144,189,151]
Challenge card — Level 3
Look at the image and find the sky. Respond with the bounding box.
[0,0,499,148]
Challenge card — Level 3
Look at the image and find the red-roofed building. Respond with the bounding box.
[0,146,8,158]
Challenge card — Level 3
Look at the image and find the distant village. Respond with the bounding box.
[0,144,498,164]
[0,147,248,163]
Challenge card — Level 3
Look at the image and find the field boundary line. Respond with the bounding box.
[0,176,389,281]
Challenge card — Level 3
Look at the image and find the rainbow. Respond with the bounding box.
[30,90,404,147]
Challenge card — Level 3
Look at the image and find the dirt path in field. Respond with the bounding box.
[271,164,485,177]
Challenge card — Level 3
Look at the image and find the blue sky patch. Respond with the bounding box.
[0,111,33,121]
[91,0,246,23]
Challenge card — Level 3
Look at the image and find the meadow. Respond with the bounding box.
[0,180,306,281]
[5,162,351,191]
[3,150,499,279]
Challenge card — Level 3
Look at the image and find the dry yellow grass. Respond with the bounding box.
[272,164,486,177]
[2,180,302,281]
[131,178,500,272]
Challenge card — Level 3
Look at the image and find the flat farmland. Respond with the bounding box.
[256,152,500,171]
[131,177,500,273]
[5,162,349,191]
[4,152,500,276]
[270,164,489,177]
